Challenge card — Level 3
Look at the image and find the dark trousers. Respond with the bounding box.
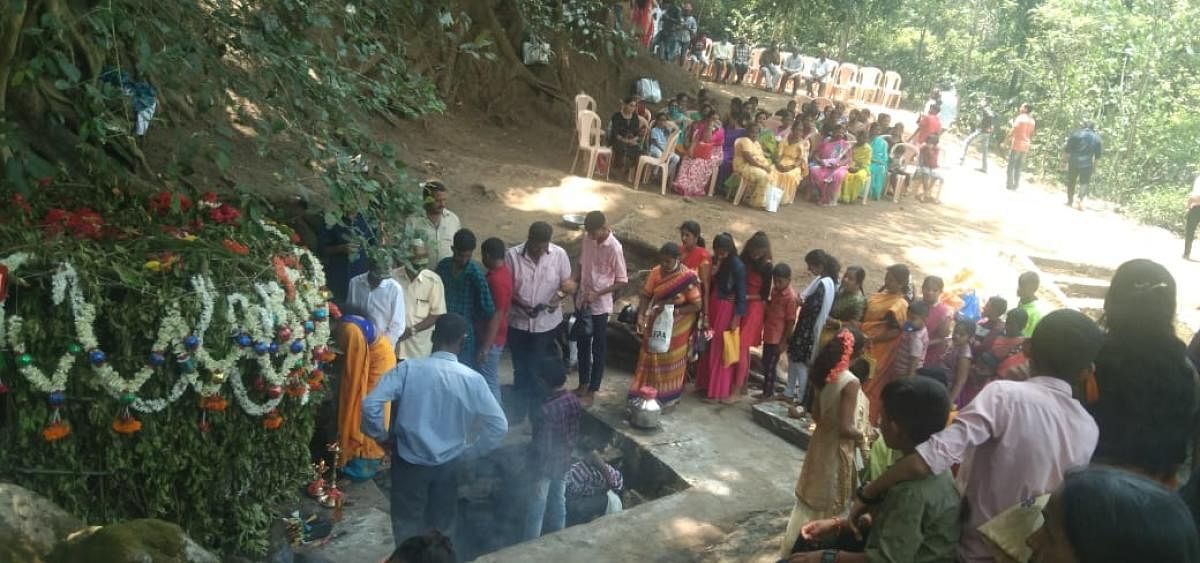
[1066,164,1095,204]
[509,327,558,422]
[389,455,460,546]
[575,313,610,392]
[1006,150,1026,191]
[783,525,867,560]
[761,343,782,396]
[732,63,749,84]
[1186,206,1200,258]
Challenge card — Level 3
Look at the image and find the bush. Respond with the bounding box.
[1127,185,1189,235]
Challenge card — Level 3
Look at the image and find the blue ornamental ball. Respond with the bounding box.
[312,308,328,321]
[48,391,65,406]
[290,339,306,354]
[89,349,107,365]
[236,334,252,347]
[184,335,200,350]
[268,342,280,354]
[304,321,315,333]
[148,352,166,367]
[253,342,270,355]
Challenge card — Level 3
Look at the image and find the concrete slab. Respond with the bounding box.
[750,402,813,450]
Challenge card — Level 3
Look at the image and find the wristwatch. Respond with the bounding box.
[856,483,883,505]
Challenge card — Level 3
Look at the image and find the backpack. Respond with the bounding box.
[635,77,662,104]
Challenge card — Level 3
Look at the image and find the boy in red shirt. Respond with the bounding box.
[479,237,512,404]
[756,263,799,401]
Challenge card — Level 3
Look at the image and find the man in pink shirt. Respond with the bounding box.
[1006,102,1037,191]
[851,309,1104,563]
[573,211,628,407]
[506,221,575,422]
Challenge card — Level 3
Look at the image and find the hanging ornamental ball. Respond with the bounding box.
[120,393,137,405]
[67,343,84,355]
[17,353,34,368]
[184,335,200,350]
[198,419,212,433]
[293,359,305,369]
[89,349,107,366]
[312,308,328,321]
[268,385,283,399]
[148,352,167,367]
[176,353,196,374]
[253,342,270,355]
[304,321,316,333]
[277,326,293,341]
[236,334,253,348]
[48,391,65,407]
[210,370,228,384]
[268,342,280,354]
[290,339,306,354]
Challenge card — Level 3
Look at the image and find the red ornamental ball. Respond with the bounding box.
[199,419,212,433]
[268,385,283,399]
[277,326,292,341]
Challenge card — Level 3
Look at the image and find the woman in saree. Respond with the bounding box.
[680,220,711,329]
[769,116,810,205]
[629,0,654,49]
[861,263,912,422]
[696,233,747,403]
[336,311,397,481]
[868,123,890,200]
[736,232,773,398]
[820,265,867,349]
[629,243,703,408]
[734,122,774,208]
[715,116,746,190]
[754,110,780,162]
[808,124,852,206]
[673,109,722,197]
[839,129,873,203]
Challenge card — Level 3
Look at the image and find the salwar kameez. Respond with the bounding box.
[808,138,851,205]
[769,137,809,205]
[868,136,889,200]
[840,143,873,203]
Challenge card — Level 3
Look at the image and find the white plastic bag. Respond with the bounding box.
[636,78,662,104]
[765,185,784,212]
[605,490,624,514]
[523,41,551,65]
[648,304,674,353]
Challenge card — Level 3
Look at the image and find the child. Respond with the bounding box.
[971,296,1008,357]
[792,376,960,562]
[888,300,930,381]
[757,263,799,401]
[1017,271,1050,337]
[647,112,681,181]
[941,322,975,407]
[914,134,945,203]
[920,275,953,367]
[982,308,1029,381]
[387,530,455,563]
[525,357,582,541]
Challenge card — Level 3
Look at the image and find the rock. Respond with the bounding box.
[0,482,84,563]
[750,402,812,450]
[47,519,220,563]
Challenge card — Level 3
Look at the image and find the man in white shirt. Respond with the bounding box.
[392,245,447,360]
[805,50,836,97]
[779,50,806,95]
[404,180,461,267]
[711,37,734,84]
[348,262,407,351]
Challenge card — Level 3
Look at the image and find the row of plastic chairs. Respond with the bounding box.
[720,49,903,108]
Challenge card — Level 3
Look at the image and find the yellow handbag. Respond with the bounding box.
[722,327,740,367]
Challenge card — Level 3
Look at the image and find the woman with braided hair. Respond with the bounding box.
[778,327,875,560]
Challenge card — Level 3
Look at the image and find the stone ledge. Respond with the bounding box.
[750,401,813,450]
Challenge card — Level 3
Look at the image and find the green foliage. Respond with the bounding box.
[521,0,638,60]
[1128,185,1189,234]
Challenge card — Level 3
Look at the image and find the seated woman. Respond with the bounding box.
[628,243,703,408]
[672,109,723,197]
[769,115,810,205]
[734,122,775,208]
[336,308,398,481]
[754,110,780,162]
[608,96,644,182]
[808,124,852,207]
[715,116,747,191]
[839,129,873,204]
[868,124,890,200]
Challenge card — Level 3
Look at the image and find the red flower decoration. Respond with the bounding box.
[11,194,32,215]
[42,208,69,235]
[149,191,194,215]
[66,208,105,239]
[37,176,53,188]
[223,238,249,255]
[209,203,241,225]
[199,192,220,208]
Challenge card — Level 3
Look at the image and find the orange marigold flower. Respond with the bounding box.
[43,421,71,442]
[112,416,143,435]
[201,395,228,412]
[263,411,284,430]
[223,239,249,256]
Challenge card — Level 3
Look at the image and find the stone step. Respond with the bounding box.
[750,401,813,450]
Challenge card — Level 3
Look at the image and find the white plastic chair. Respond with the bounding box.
[829,64,859,101]
[571,94,599,155]
[633,123,680,194]
[888,142,919,202]
[880,72,903,108]
[570,110,612,180]
[855,67,884,103]
[812,97,834,112]
[746,48,764,86]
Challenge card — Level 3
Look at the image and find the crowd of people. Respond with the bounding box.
[316,175,1200,562]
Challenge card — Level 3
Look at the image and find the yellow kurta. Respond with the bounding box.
[769,137,810,205]
[840,143,873,203]
[337,322,396,465]
[734,137,772,208]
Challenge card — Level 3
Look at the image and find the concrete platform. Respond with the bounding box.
[750,401,814,450]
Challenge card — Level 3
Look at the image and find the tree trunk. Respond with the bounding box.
[0,0,29,113]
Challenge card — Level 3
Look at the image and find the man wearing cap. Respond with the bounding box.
[405,180,461,267]
[348,259,407,351]
[393,244,447,361]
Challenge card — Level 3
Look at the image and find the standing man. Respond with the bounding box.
[478,237,512,403]
[435,229,495,367]
[959,97,995,172]
[348,260,407,352]
[319,212,375,304]
[730,38,752,84]
[574,211,628,407]
[507,222,575,422]
[1006,103,1036,191]
[362,313,508,546]
[908,104,942,146]
[1063,120,1103,210]
[655,0,680,61]
[1185,174,1200,260]
[675,3,697,66]
[405,180,462,267]
[805,50,836,97]
[393,245,446,361]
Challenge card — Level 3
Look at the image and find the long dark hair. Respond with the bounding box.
[680,220,705,248]
[812,327,866,390]
[880,263,911,297]
[712,233,740,293]
[1102,258,1176,339]
[740,231,772,299]
[844,266,866,296]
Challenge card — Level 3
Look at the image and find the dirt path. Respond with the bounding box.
[393,80,1199,335]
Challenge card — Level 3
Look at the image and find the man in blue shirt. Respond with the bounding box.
[1063,120,1103,210]
[362,313,508,545]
